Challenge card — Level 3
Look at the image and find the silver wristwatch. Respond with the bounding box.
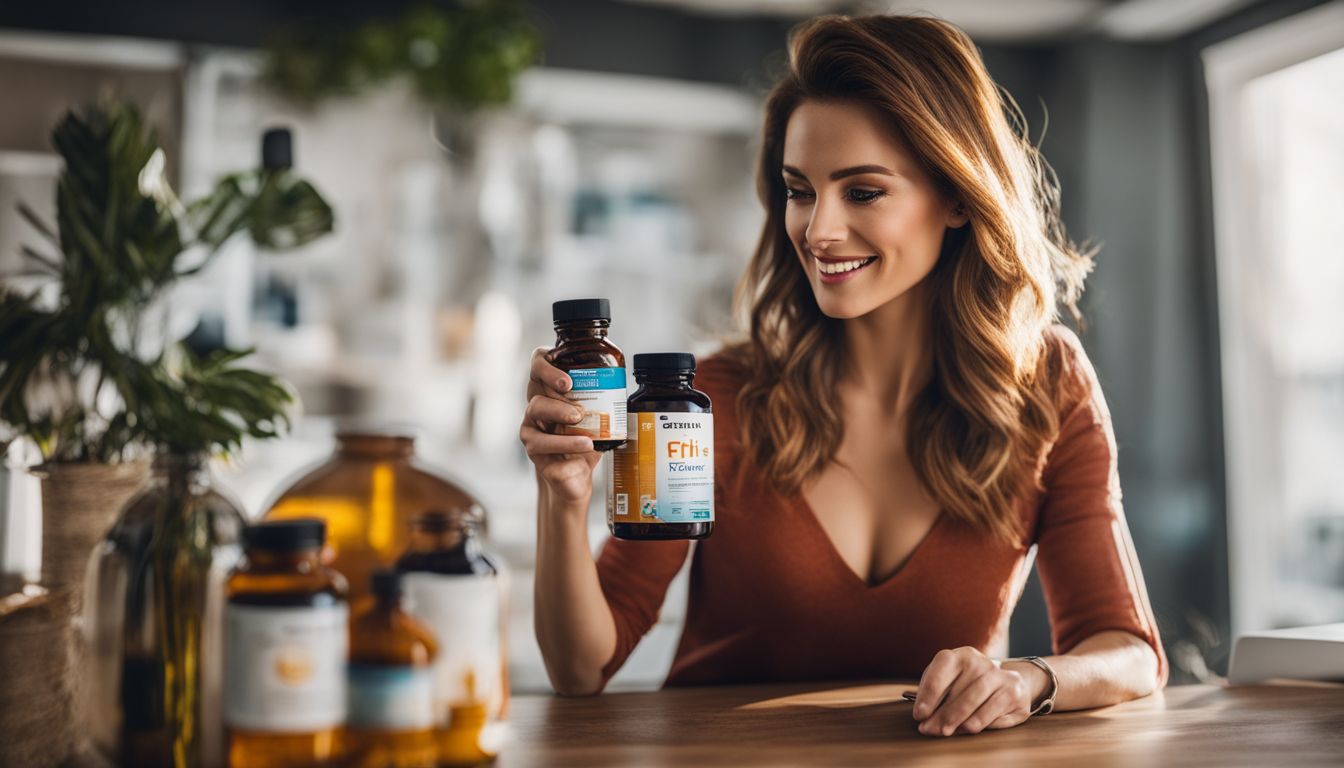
[1007,655,1058,715]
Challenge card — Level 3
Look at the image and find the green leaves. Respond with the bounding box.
[1,99,334,462]
[118,346,295,457]
[261,0,541,111]
[191,169,335,255]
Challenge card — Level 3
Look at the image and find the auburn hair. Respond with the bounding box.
[730,15,1094,546]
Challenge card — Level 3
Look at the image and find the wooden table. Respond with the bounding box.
[497,680,1344,766]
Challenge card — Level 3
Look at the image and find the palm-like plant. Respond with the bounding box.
[0,100,334,461]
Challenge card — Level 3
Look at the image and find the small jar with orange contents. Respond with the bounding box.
[224,518,349,768]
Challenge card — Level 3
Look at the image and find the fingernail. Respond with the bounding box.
[557,378,570,391]
[570,410,583,423]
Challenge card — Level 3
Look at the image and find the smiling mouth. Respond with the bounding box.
[814,256,878,275]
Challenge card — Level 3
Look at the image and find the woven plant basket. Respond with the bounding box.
[0,461,149,766]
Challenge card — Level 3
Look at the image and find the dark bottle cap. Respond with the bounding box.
[552,298,610,324]
[371,569,402,601]
[633,353,696,372]
[413,508,476,534]
[245,518,325,552]
[261,127,293,170]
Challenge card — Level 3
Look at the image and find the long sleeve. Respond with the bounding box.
[594,536,690,686]
[1034,328,1169,688]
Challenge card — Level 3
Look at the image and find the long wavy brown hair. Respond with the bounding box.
[730,14,1095,546]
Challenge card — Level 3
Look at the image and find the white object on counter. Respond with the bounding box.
[1228,623,1344,684]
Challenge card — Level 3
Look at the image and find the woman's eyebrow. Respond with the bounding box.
[782,164,897,181]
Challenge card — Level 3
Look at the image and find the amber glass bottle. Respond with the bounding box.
[550,298,627,451]
[609,353,714,540]
[395,510,508,752]
[265,427,482,607]
[224,519,348,768]
[347,570,439,768]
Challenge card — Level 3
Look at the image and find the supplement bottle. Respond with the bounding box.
[224,519,349,768]
[346,570,439,768]
[395,510,508,753]
[549,298,627,451]
[608,353,714,540]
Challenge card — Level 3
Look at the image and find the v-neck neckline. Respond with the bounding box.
[791,492,947,590]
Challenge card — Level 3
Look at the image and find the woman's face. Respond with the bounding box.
[781,99,967,320]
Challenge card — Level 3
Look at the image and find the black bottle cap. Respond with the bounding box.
[245,518,325,552]
[553,298,610,324]
[371,569,402,601]
[261,127,293,170]
[633,353,696,372]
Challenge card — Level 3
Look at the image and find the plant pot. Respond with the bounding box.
[35,461,150,609]
[27,460,149,765]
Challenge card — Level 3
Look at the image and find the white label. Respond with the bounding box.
[348,665,435,730]
[400,573,503,722]
[223,603,348,732]
[561,366,627,441]
[653,412,715,523]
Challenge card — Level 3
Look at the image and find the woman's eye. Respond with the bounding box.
[847,188,884,204]
[784,187,814,201]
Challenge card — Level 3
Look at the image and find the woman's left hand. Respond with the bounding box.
[911,647,1048,736]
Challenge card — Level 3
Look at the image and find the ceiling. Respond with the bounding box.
[621,0,1262,41]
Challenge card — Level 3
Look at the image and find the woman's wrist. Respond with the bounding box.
[1001,658,1053,709]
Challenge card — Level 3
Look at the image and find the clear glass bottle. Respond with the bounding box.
[224,519,348,768]
[395,510,508,753]
[264,427,482,608]
[347,569,439,768]
[83,452,247,767]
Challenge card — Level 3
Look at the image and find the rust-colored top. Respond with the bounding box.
[595,326,1168,689]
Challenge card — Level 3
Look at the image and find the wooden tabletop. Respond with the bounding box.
[496,680,1344,767]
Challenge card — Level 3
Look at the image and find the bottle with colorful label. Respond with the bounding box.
[346,569,438,768]
[394,509,508,755]
[224,518,349,768]
[549,298,627,451]
[608,353,715,540]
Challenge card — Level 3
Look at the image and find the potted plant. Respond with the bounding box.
[0,99,332,766]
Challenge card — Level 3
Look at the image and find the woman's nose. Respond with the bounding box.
[805,196,846,251]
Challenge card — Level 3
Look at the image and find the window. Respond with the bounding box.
[1205,1,1344,635]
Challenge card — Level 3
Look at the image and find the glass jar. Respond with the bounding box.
[263,428,482,608]
[83,452,247,767]
[347,569,438,768]
[396,509,508,747]
[224,519,348,768]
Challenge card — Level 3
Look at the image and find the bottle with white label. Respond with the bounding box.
[609,352,715,540]
[395,509,507,756]
[224,519,349,768]
[347,569,438,768]
[550,298,627,451]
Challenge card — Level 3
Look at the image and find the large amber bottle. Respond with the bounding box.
[264,428,482,606]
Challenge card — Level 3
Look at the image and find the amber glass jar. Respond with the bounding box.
[224,519,349,768]
[609,353,714,540]
[264,427,482,607]
[347,570,438,768]
[395,510,508,749]
[550,298,627,451]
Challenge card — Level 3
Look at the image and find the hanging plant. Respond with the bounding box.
[261,0,542,111]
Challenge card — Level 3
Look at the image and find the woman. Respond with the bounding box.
[520,14,1166,737]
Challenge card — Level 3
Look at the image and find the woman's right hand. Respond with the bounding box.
[521,347,603,505]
